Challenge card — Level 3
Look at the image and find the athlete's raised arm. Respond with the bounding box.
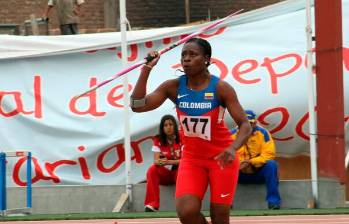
[131,51,178,112]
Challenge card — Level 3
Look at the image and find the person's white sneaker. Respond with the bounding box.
[144,205,158,212]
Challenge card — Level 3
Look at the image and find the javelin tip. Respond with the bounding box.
[74,85,98,99]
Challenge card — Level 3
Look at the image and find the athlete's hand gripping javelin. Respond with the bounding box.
[144,51,160,68]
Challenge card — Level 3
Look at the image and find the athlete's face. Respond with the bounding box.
[163,119,175,137]
[181,42,208,75]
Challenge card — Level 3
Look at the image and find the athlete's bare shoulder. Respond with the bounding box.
[216,79,237,107]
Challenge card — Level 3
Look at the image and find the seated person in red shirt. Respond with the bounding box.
[144,114,182,212]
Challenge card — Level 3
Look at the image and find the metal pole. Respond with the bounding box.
[30,14,39,35]
[0,153,6,211]
[185,0,190,24]
[305,0,318,207]
[120,0,132,208]
[27,152,32,209]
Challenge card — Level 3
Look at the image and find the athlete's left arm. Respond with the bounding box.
[214,80,252,168]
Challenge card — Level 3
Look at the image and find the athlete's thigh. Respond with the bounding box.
[208,157,239,204]
[175,158,208,200]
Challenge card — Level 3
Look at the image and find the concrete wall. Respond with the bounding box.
[6,180,345,215]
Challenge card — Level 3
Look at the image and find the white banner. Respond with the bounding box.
[0,0,348,186]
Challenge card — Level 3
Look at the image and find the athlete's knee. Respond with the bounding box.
[210,203,230,224]
[176,195,202,221]
[176,203,200,219]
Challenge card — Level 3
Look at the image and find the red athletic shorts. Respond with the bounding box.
[175,154,239,205]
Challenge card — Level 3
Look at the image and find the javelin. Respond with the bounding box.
[75,9,243,98]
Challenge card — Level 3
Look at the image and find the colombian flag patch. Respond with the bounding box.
[204,92,214,100]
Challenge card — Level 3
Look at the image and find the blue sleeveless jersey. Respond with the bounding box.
[175,75,233,159]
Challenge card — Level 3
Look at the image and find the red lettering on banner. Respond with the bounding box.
[97,137,150,173]
[45,160,77,183]
[85,50,98,54]
[13,156,51,186]
[13,146,92,185]
[232,59,260,84]
[97,144,124,173]
[11,136,153,185]
[69,77,106,116]
[258,107,293,141]
[0,92,31,117]
[107,47,117,51]
[117,44,138,62]
[0,76,42,118]
[180,34,190,40]
[78,157,90,180]
[163,38,172,45]
[77,145,91,180]
[261,53,302,94]
[199,27,226,38]
[211,58,228,79]
[343,47,349,71]
[107,84,133,108]
[295,112,310,141]
[171,63,182,71]
[85,48,116,54]
[131,136,151,163]
[145,41,153,48]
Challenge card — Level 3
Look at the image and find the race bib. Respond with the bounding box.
[179,115,211,140]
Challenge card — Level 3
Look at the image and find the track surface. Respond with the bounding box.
[6,214,349,224]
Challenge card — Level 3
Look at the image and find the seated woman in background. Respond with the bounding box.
[144,114,182,212]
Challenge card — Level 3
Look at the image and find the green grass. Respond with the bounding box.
[2,208,349,222]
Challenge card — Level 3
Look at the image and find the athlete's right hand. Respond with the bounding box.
[145,51,160,68]
[214,149,235,169]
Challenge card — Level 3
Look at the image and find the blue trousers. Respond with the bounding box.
[238,160,281,206]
